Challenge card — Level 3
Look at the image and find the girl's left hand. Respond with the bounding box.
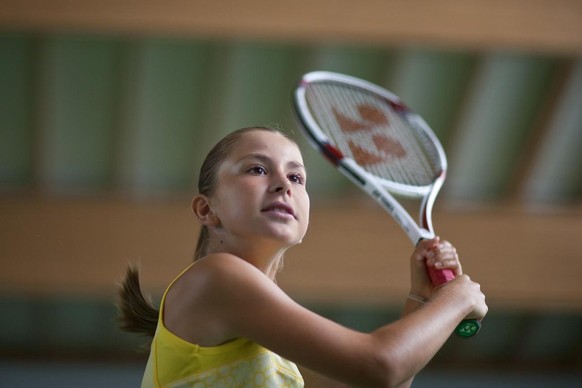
[409,237,463,300]
[426,239,462,277]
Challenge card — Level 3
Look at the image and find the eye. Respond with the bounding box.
[248,165,267,175]
[288,173,305,185]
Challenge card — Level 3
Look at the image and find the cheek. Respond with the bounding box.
[214,182,258,216]
[298,191,310,223]
[210,187,235,220]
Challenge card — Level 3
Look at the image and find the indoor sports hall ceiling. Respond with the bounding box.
[0,1,581,205]
[1,35,581,204]
[0,0,581,381]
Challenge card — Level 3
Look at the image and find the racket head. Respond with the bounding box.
[294,71,447,199]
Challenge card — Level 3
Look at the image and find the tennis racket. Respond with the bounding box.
[293,71,480,338]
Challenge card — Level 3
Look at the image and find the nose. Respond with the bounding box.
[269,172,292,196]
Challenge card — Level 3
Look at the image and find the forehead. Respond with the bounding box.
[230,130,303,163]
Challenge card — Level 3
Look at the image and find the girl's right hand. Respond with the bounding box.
[436,274,488,320]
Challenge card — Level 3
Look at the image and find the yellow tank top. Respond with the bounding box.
[141,264,304,388]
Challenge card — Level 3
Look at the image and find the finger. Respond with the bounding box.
[438,240,454,248]
[418,236,440,251]
[434,244,459,260]
[427,245,457,264]
[430,252,463,276]
[433,248,457,260]
[432,257,460,270]
[414,237,440,261]
[435,243,463,275]
[436,241,456,254]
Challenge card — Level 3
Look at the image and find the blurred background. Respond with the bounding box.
[1,1,581,387]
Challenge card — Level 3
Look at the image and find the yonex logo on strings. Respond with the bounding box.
[332,104,407,166]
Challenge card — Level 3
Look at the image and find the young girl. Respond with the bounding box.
[118,126,487,387]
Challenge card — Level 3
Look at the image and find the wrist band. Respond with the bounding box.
[407,293,428,304]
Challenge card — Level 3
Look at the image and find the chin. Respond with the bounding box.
[257,222,307,247]
[267,232,304,247]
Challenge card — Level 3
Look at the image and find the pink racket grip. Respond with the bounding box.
[427,266,455,286]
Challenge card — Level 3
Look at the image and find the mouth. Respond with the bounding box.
[262,202,296,219]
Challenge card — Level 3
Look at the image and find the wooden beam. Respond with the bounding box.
[0,0,581,54]
[0,196,580,311]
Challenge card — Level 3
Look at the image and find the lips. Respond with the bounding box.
[262,202,296,219]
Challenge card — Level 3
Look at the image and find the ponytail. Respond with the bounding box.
[117,227,209,338]
[117,265,159,338]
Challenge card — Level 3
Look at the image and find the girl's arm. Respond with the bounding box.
[172,247,486,387]
[397,237,479,388]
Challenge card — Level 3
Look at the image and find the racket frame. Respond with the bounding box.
[294,71,447,245]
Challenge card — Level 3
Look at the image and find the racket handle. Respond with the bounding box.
[427,266,482,338]
[427,266,455,286]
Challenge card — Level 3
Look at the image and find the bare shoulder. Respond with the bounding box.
[163,253,277,346]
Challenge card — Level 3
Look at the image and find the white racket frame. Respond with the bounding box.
[294,71,448,245]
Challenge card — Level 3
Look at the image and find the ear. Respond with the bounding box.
[192,194,219,227]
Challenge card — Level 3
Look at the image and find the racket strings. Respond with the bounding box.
[305,83,442,186]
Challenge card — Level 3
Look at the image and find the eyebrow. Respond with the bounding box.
[239,153,306,171]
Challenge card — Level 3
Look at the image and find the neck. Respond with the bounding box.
[205,235,287,280]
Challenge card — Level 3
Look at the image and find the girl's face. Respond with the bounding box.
[209,130,310,254]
